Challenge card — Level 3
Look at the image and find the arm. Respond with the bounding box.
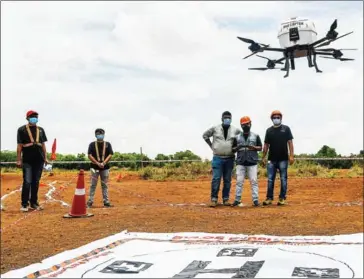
[17,144,23,162]
[88,154,100,165]
[40,128,48,162]
[262,130,269,159]
[253,135,263,151]
[202,127,215,149]
[288,140,294,158]
[287,126,294,158]
[232,137,238,152]
[87,144,100,165]
[42,143,48,162]
[103,143,114,164]
[16,129,23,165]
[262,143,269,159]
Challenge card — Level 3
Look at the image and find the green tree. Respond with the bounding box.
[316,145,337,157]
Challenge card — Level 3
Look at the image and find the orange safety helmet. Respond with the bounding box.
[240,116,251,125]
[270,110,282,119]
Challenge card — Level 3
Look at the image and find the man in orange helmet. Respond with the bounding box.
[262,110,294,206]
[231,116,262,207]
[16,110,49,212]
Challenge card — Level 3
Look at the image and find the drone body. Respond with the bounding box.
[238,17,355,78]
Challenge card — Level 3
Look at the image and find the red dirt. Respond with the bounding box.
[1,172,363,274]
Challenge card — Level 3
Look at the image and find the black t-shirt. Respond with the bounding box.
[17,125,48,164]
[264,125,293,161]
[88,141,114,170]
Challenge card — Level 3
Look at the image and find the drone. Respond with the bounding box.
[237,17,356,78]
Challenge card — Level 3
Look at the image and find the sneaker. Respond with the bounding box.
[231,201,243,207]
[20,206,28,212]
[253,200,260,206]
[223,200,231,206]
[104,202,113,208]
[262,199,273,206]
[87,201,93,208]
[209,201,218,208]
[30,203,43,210]
[277,198,285,206]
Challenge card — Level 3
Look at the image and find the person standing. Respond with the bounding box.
[203,111,240,207]
[261,110,294,206]
[231,116,262,207]
[87,128,114,208]
[16,110,49,212]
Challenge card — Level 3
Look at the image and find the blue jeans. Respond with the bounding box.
[266,160,288,200]
[211,156,234,202]
[21,162,44,207]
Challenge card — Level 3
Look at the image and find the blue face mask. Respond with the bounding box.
[272,118,281,126]
[28,117,38,124]
[96,134,104,140]
[222,118,231,126]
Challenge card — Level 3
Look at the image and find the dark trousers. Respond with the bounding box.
[266,160,288,200]
[211,155,235,202]
[21,162,44,207]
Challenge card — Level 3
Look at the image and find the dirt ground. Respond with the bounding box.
[1,171,363,274]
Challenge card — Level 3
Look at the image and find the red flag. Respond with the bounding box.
[50,138,57,161]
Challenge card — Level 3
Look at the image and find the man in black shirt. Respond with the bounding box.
[16,110,49,212]
[262,110,294,206]
[87,128,114,208]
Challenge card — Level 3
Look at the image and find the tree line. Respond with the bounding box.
[0,146,362,170]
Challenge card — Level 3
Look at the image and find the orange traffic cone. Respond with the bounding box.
[116,173,122,182]
[63,169,94,218]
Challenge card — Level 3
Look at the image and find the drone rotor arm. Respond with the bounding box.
[315,31,354,48]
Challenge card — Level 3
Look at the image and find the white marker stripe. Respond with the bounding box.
[75,188,86,196]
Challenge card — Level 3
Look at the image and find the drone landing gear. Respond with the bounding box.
[282,54,291,78]
[313,54,322,73]
[307,50,314,67]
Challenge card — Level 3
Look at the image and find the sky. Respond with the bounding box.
[1,1,363,160]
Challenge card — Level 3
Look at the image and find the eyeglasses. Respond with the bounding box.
[272,117,281,119]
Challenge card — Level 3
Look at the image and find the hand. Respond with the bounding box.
[261,157,267,167]
[289,156,294,165]
[248,146,256,151]
[16,160,22,168]
[44,159,50,165]
[98,162,105,168]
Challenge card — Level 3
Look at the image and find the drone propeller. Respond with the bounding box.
[329,19,338,32]
[316,31,354,48]
[242,45,270,59]
[237,37,269,47]
[256,55,284,64]
[319,56,354,61]
[248,67,283,71]
[318,48,357,51]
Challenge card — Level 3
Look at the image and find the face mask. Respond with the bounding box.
[272,118,281,126]
[242,125,251,133]
[28,117,38,124]
[96,134,104,140]
[222,118,231,126]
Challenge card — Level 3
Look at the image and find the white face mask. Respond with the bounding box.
[272,119,281,126]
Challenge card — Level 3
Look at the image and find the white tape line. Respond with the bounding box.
[45,181,70,207]
[0,185,22,210]
[75,188,86,196]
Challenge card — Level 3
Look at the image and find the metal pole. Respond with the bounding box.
[140,147,143,169]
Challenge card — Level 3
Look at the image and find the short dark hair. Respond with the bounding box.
[222,111,232,118]
[95,128,105,134]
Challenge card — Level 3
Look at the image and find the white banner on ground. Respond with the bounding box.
[1,231,363,278]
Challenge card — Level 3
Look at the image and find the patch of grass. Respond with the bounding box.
[1,161,362,181]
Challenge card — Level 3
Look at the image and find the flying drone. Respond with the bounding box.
[238,17,356,78]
